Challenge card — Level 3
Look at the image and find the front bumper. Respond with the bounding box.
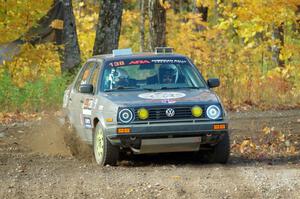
[105,121,228,153]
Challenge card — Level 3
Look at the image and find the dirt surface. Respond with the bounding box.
[0,110,300,199]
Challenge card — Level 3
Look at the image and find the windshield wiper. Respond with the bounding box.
[159,86,201,90]
[104,86,138,92]
[182,86,201,89]
[140,86,202,91]
[142,87,158,91]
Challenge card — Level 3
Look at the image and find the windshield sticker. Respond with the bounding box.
[138,92,186,100]
[151,59,187,64]
[109,61,125,67]
[128,60,150,65]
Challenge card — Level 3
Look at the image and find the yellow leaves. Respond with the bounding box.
[232,127,298,159]
[159,0,171,10]
[195,0,213,8]
[119,10,141,51]
[0,112,41,125]
[279,46,293,61]
[3,43,60,87]
[262,126,272,135]
[50,19,64,30]
[238,139,257,154]
[79,2,85,7]
[217,20,231,30]
[286,145,296,155]
[0,0,53,43]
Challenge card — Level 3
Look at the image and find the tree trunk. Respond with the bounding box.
[93,0,123,55]
[62,0,81,71]
[193,0,208,22]
[148,0,166,51]
[140,0,146,52]
[296,5,300,33]
[192,0,208,31]
[272,24,284,67]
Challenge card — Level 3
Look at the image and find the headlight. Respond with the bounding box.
[206,105,221,120]
[137,108,149,120]
[118,108,134,124]
[191,105,203,117]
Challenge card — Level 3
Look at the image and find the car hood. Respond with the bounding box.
[101,89,220,107]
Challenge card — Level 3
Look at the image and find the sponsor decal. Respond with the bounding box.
[161,99,176,104]
[138,92,186,100]
[83,117,92,128]
[82,109,92,115]
[128,60,150,65]
[151,59,187,64]
[82,98,96,115]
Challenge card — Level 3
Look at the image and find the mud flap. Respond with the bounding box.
[138,137,201,154]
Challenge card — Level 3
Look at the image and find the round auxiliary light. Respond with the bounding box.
[137,108,149,120]
[191,105,203,117]
[206,105,221,120]
[118,108,134,124]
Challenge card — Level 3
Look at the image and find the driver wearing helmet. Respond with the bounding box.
[159,64,178,84]
[111,68,129,88]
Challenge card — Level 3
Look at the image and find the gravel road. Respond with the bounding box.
[0,110,299,199]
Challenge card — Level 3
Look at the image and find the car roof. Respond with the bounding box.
[90,52,188,62]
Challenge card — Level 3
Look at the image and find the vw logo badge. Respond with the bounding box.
[166,108,175,117]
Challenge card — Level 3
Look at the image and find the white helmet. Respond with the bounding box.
[110,68,129,88]
[159,64,178,83]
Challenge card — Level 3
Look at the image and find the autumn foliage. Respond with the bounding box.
[0,0,300,112]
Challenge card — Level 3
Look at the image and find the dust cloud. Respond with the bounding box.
[21,115,93,161]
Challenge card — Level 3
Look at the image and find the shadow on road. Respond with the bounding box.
[117,152,300,167]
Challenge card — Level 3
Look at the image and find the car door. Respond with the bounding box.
[69,61,96,140]
[81,61,102,141]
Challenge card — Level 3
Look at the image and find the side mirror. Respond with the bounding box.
[79,84,94,94]
[207,78,220,88]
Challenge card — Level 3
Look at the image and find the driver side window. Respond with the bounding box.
[75,62,95,92]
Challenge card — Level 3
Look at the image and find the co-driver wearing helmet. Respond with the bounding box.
[159,64,179,84]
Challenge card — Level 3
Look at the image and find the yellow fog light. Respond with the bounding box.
[191,106,203,117]
[137,108,149,120]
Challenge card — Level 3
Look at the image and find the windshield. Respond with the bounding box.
[101,58,207,92]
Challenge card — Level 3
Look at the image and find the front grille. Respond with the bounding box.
[134,106,206,122]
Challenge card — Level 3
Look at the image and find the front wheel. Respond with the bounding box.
[93,124,119,166]
[205,132,230,164]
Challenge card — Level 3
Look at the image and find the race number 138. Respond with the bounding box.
[109,61,125,67]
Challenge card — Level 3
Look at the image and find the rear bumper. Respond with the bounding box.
[105,121,228,153]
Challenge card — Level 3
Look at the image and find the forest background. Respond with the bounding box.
[0,0,300,113]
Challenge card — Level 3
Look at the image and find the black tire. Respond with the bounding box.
[93,123,119,166]
[206,132,230,164]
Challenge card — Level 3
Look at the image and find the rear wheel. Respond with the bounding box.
[93,124,119,166]
[205,132,230,164]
